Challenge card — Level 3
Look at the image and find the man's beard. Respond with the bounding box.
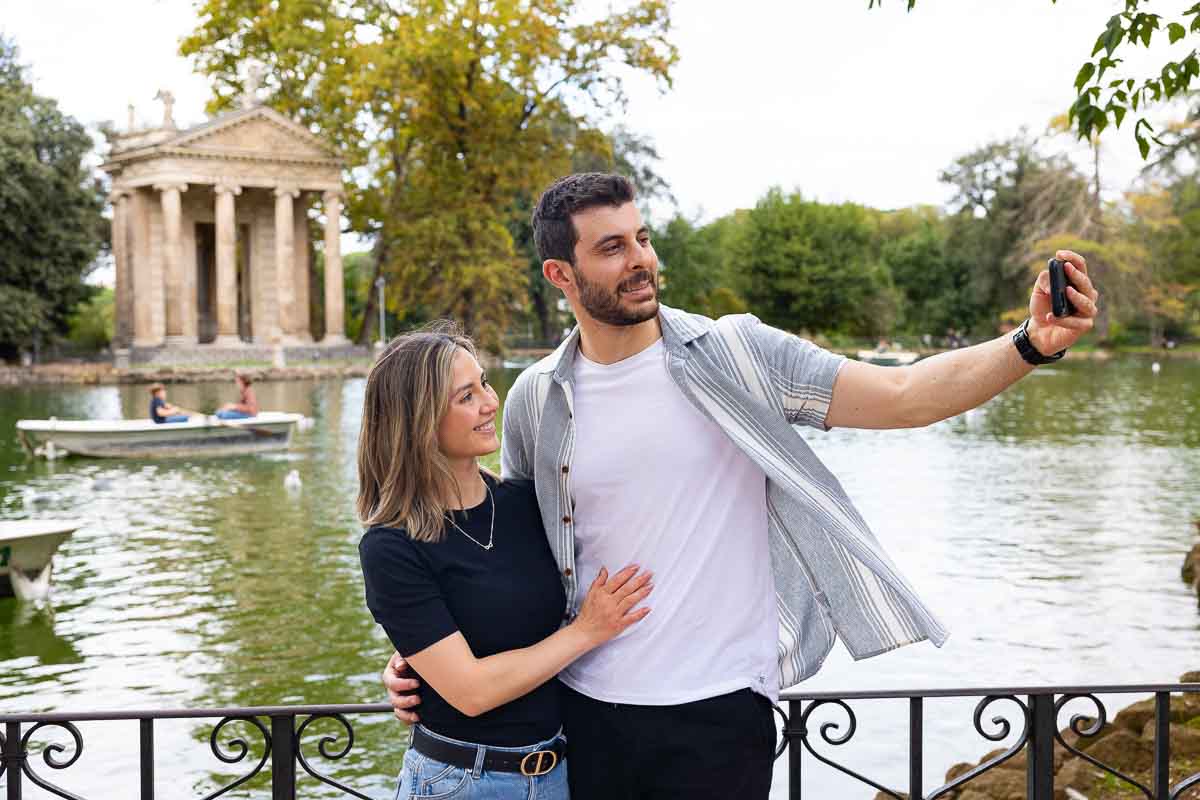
[572,266,659,326]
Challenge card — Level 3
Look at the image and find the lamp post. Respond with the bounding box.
[374,275,386,345]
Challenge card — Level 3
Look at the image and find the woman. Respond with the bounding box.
[216,372,259,419]
[357,322,652,799]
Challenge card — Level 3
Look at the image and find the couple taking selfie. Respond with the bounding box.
[357,172,1101,799]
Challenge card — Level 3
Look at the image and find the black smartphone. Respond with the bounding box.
[1048,258,1076,318]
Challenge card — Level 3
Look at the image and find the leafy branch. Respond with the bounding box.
[868,0,1200,159]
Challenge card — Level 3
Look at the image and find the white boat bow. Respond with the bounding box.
[855,349,921,366]
[0,519,83,601]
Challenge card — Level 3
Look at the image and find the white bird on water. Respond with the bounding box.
[284,470,302,492]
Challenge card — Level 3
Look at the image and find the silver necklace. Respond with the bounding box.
[446,481,495,551]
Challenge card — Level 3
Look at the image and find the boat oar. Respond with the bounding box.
[173,407,278,439]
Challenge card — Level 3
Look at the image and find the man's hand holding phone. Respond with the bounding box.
[1026,250,1100,357]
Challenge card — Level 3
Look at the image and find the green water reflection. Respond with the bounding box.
[0,357,1196,798]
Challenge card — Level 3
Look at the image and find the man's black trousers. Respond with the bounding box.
[561,683,776,799]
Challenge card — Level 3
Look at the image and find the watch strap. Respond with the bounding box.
[1012,319,1066,365]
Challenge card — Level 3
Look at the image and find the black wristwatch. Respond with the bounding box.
[1011,318,1066,365]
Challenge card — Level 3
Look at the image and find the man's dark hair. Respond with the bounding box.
[532,173,637,265]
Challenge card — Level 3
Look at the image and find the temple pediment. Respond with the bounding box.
[101,92,348,353]
[166,107,336,162]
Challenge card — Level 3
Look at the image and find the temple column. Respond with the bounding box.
[109,189,131,347]
[274,185,300,342]
[292,193,312,341]
[321,190,348,345]
[213,183,242,346]
[155,182,192,346]
[131,189,160,347]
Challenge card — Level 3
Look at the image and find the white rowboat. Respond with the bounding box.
[856,349,921,366]
[0,519,83,600]
[16,413,303,459]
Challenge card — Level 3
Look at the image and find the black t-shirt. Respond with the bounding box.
[359,476,566,746]
[149,396,166,423]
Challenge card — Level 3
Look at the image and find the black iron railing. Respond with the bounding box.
[0,703,393,800]
[779,683,1200,799]
[2,684,1199,799]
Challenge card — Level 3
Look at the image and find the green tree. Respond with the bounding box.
[733,188,895,337]
[0,36,105,361]
[182,0,676,350]
[334,249,413,342]
[938,136,1093,333]
[870,1,1200,159]
[1122,186,1200,341]
[880,219,973,337]
[653,212,747,318]
[66,288,114,351]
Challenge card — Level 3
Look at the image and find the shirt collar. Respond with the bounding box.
[541,304,714,384]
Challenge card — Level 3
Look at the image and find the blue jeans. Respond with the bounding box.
[395,726,568,800]
[164,415,189,423]
[215,410,251,420]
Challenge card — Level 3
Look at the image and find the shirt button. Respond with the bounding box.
[563,568,573,577]
[562,515,571,524]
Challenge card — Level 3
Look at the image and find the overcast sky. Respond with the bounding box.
[4,0,1194,235]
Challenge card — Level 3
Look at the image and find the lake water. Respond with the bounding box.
[1,357,1197,798]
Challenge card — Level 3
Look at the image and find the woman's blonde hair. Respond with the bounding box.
[356,320,480,542]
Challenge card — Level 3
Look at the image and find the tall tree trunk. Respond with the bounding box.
[531,283,554,343]
[358,143,413,346]
[1089,136,1111,341]
[356,234,390,346]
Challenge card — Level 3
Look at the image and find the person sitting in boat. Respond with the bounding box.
[148,383,189,424]
[216,373,259,420]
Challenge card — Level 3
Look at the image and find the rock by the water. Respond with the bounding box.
[1184,542,1200,584]
[1055,757,1100,796]
[1114,699,1157,734]
[951,768,1025,800]
[1141,720,1200,758]
[1080,727,1154,773]
[924,675,1200,799]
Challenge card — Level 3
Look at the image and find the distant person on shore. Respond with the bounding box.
[382,173,1101,799]
[357,323,651,798]
[148,383,188,424]
[216,373,259,420]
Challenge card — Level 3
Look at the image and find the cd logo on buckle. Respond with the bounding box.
[520,749,558,776]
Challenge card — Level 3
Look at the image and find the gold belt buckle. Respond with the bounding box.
[519,749,558,777]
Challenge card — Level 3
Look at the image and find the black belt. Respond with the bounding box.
[410,726,566,777]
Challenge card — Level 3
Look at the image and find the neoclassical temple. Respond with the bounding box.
[101,93,349,353]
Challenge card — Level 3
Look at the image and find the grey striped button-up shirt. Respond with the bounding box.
[500,305,948,690]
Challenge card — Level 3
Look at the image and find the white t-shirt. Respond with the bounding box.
[559,338,779,705]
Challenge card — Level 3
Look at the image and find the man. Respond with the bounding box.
[383,173,1099,797]
[148,383,189,424]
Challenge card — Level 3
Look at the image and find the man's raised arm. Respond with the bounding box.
[825,250,1100,430]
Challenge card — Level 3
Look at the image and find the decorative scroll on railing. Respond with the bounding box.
[780,683,1200,799]
[0,703,392,800]
[2,684,1199,798]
